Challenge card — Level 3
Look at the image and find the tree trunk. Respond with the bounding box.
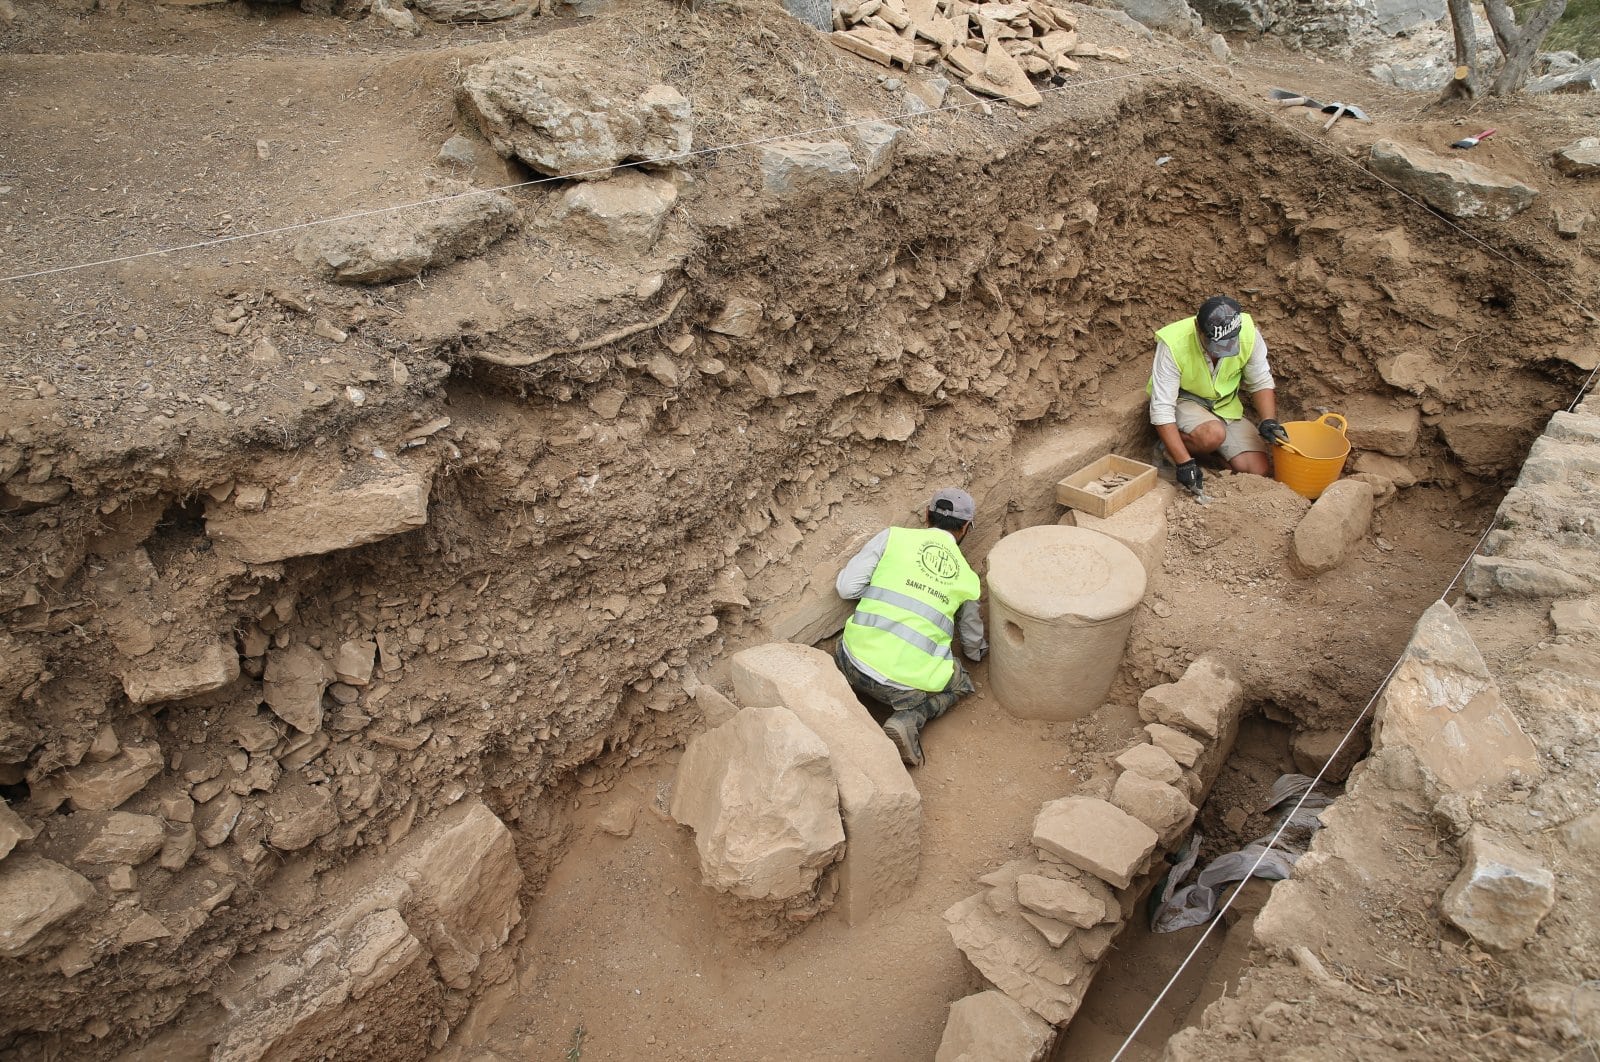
[1484,0,1569,95]
[1439,0,1481,101]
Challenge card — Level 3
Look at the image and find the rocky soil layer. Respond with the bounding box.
[0,0,1597,1059]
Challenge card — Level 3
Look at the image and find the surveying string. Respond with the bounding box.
[0,65,1180,285]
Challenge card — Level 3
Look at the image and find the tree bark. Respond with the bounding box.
[1439,0,1481,101]
[1484,0,1568,95]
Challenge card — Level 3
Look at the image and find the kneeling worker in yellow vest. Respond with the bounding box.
[833,488,988,769]
[1149,295,1291,497]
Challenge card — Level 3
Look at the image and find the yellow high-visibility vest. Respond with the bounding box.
[842,527,979,692]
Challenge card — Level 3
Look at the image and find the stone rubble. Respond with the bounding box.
[828,0,1129,109]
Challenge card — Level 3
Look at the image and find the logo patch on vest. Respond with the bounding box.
[916,541,960,581]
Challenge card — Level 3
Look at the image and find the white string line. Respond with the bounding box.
[1178,62,1600,327]
[0,66,1180,285]
[1109,391,1590,1062]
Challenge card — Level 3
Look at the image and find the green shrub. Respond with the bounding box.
[1548,0,1600,58]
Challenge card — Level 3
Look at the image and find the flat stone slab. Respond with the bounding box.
[935,989,1056,1062]
[1015,873,1106,929]
[1113,742,1182,784]
[121,636,239,705]
[1371,602,1540,793]
[1145,723,1202,767]
[1370,139,1538,220]
[61,742,164,812]
[206,464,432,564]
[1554,137,1600,177]
[1032,796,1156,890]
[731,642,922,924]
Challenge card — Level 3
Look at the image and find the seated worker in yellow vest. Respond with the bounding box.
[1149,295,1290,496]
[833,488,988,769]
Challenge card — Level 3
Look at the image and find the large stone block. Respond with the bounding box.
[78,812,165,866]
[121,635,239,705]
[295,186,517,284]
[760,140,860,197]
[1438,410,1542,476]
[1291,479,1375,576]
[61,742,164,812]
[1370,602,1540,793]
[1370,140,1539,221]
[206,465,432,564]
[0,799,31,861]
[1553,136,1600,177]
[1113,742,1182,784]
[0,856,95,957]
[669,706,845,901]
[731,643,922,924]
[1342,397,1422,456]
[398,800,524,991]
[935,989,1056,1062]
[1137,655,1242,741]
[460,56,692,178]
[1015,873,1107,929]
[1110,771,1195,846]
[1441,825,1555,951]
[1463,556,1590,601]
[1063,480,1175,578]
[1032,796,1157,890]
[550,172,679,248]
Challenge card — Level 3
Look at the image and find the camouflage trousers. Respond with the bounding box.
[832,641,975,725]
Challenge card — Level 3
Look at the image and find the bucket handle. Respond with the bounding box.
[1319,412,1348,435]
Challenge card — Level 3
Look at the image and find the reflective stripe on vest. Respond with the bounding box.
[1147,313,1258,421]
[841,526,980,693]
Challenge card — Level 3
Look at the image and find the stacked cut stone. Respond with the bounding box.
[829,0,1130,107]
[937,656,1243,1053]
[1194,396,1600,1062]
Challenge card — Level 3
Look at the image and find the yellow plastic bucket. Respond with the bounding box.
[1272,412,1350,500]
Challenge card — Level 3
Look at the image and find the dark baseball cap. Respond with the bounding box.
[1197,295,1243,358]
[929,487,976,522]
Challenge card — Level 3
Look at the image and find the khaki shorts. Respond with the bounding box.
[1174,400,1267,461]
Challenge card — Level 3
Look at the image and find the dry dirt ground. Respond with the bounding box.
[1,0,1598,1059]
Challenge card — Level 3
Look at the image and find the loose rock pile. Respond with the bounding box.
[829,0,1128,107]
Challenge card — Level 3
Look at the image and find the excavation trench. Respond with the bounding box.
[0,69,1589,1062]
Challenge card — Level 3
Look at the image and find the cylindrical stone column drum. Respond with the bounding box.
[986,525,1148,721]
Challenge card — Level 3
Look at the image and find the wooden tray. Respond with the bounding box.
[1055,454,1158,520]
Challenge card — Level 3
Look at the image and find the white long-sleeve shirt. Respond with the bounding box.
[835,528,987,690]
[1148,332,1275,426]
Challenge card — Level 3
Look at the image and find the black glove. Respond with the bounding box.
[1258,418,1289,445]
[1176,460,1203,493]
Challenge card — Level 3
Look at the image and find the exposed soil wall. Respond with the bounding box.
[1,2,1597,1058]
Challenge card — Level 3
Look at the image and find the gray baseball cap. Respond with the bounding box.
[1197,295,1244,358]
[929,487,976,522]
